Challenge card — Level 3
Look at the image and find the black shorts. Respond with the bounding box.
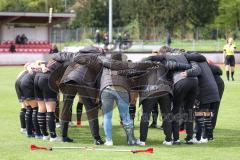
[225,55,235,67]
[20,73,35,101]
[15,71,28,102]
[34,73,57,101]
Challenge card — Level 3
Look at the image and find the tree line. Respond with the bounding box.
[0,0,240,40]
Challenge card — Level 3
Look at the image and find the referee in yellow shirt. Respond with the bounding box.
[223,37,236,81]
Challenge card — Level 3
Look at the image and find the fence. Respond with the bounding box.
[51,27,240,51]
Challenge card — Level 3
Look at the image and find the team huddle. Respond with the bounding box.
[15,45,224,146]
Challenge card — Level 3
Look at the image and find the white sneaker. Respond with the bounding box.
[20,128,27,134]
[56,123,61,128]
[43,135,50,140]
[136,139,146,146]
[192,138,202,144]
[200,137,208,143]
[50,136,62,142]
[104,140,113,146]
[163,140,173,146]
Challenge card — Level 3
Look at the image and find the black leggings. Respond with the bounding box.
[140,94,172,142]
[172,78,198,140]
[211,77,225,129]
[61,94,101,140]
[151,103,159,125]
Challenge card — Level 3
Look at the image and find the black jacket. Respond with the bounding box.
[147,54,201,84]
[73,54,161,96]
[118,56,191,103]
[48,51,82,93]
[50,46,105,98]
[209,64,225,99]
[196,62,220,104]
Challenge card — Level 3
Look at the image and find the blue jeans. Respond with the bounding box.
[101,87,133,141]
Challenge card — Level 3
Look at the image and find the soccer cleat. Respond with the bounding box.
[43,135,50,140]
[62,136,74,143]
[185,138,194,144]
[200,137,208,143]
[191,138,202,144]
[173,140,181,145]
[50,136,62,142]
[163,140,173,146]
[20,128,27,134]
[208,135,214,141]
[104,140,113,146]
[136,139,146,146]
[94,139,104,145]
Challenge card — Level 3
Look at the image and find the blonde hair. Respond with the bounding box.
[23,62,31,70]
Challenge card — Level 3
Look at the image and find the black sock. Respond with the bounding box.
[25,106,33,135]
[196,116,204,141]
[38,112,48,136]
[47,112,56,138]
[226,71,230,80]
[77,102,83,122]
[61,121,69,137]
[55,100,60,123]
[32,107,41,135]
[231,71,234,80]
[204,116,213,139]
[20,108,26,129]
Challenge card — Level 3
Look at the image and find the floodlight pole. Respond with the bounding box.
[109,0,113,43]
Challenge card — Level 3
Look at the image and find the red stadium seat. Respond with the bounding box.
[1,44,9,48]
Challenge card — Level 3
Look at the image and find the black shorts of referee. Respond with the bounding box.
[15,71,28,102]
[20,72,36,101]
[225,55,235,67]
[34,72,58,102]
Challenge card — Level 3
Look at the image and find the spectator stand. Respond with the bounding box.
[0,12,75,65]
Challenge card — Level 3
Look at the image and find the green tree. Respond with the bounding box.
[215,0,240,37]
[186,0,219,39]
[72,0,108,28]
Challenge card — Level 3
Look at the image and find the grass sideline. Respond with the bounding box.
[0,66,240,160]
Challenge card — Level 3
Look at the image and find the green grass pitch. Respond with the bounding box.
[0,66,240,160]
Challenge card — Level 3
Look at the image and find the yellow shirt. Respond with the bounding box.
[223,44,236,56]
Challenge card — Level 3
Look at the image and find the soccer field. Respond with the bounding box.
[0,66,240,160]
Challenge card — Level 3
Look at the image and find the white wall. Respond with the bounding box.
[0,53,51,65]
[2,24,48,42]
